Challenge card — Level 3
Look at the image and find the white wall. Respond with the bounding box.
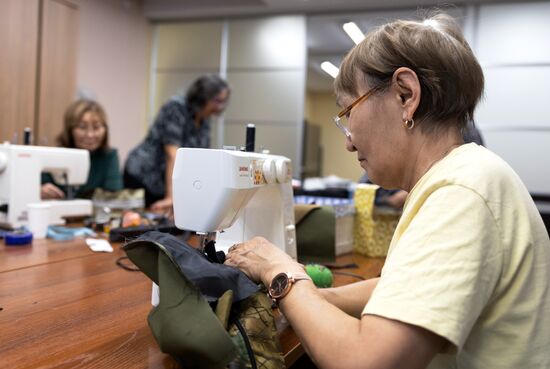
[152,21,222,114]
[224,16,307,176]
[305,91,364,180]
[473,1,550,195]
[151,15,307,176]
[76,0,152,164]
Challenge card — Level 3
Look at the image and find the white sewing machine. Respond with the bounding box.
[149,148,297,305]
[0,143,93,229]
[172,148,297,257]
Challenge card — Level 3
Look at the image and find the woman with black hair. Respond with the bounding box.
[124,74,230,212]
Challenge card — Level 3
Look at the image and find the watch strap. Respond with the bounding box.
[268,271,312,304]
[288,272,311,283]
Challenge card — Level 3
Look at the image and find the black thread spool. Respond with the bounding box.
[245,123,255,152]
[23,127,32,145]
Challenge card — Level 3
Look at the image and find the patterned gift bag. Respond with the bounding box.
[353,184,400,257]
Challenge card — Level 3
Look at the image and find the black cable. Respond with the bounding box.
[332,271,366,281]
[324,262,359,269]
[234,318,257,369]
[62,172,75,200]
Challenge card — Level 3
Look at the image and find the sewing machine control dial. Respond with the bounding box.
[275,159,291,183]
[262,159,277,184]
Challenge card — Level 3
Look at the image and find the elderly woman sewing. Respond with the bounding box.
[225,13,550,369]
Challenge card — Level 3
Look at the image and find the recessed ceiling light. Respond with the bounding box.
[320,61,339,78]
[343,22,365,45]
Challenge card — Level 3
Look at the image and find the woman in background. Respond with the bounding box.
[123,74,230,213]
[41,99,123,199]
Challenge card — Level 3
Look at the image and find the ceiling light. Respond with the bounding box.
[343,22,365,45]
[423,19,441,31]
[320,61,339,78]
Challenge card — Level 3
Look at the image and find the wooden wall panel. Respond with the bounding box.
[36,0,78,146]
[0,0,39,143]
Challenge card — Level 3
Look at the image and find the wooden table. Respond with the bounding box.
[0,235,383,369]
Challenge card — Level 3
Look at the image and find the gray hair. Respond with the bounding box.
[335,13,484,133]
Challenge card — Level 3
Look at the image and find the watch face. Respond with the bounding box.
[269,273,290,299]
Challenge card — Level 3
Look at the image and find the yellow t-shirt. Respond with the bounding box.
[363,143,550,368]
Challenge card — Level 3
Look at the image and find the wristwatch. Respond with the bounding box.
[268,272,311,304]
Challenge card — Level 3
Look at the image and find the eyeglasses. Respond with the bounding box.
[74,123,105,134]
[212,97,228,106]
[212,92,230,106]
[333,86,379,138]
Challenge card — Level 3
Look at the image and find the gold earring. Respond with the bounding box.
[404,118,415,129]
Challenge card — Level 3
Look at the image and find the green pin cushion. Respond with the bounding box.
[305,264,333,288]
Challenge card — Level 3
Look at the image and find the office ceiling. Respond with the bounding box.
[142,0,512,92]
[143,0,500,19]
[305,6,467,92]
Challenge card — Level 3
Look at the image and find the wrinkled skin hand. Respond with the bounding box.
[224,236,303,285]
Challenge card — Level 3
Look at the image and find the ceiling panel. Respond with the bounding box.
[142,0,504,91]
[143,0,507,20]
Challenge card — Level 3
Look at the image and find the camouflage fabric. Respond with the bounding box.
[226,291,284,369]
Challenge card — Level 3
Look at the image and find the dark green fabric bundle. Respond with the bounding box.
[295,204,336,263]
[123,232,284,369]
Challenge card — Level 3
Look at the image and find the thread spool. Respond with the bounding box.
[5,231,33,246]
[23,127,32,145]
[245,123,255,152]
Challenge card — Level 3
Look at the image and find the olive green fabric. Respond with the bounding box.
[124,240,237,369]
[295,204,336,263]
[124,236,284,369]
[215,290,234,330]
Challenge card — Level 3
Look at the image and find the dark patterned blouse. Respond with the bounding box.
[124,95,210,198]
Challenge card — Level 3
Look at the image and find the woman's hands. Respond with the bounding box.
[150,196,173,216]
[224,236,304,286]
[41,183,65,199]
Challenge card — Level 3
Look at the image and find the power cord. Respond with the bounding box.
[331,271,366,281]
